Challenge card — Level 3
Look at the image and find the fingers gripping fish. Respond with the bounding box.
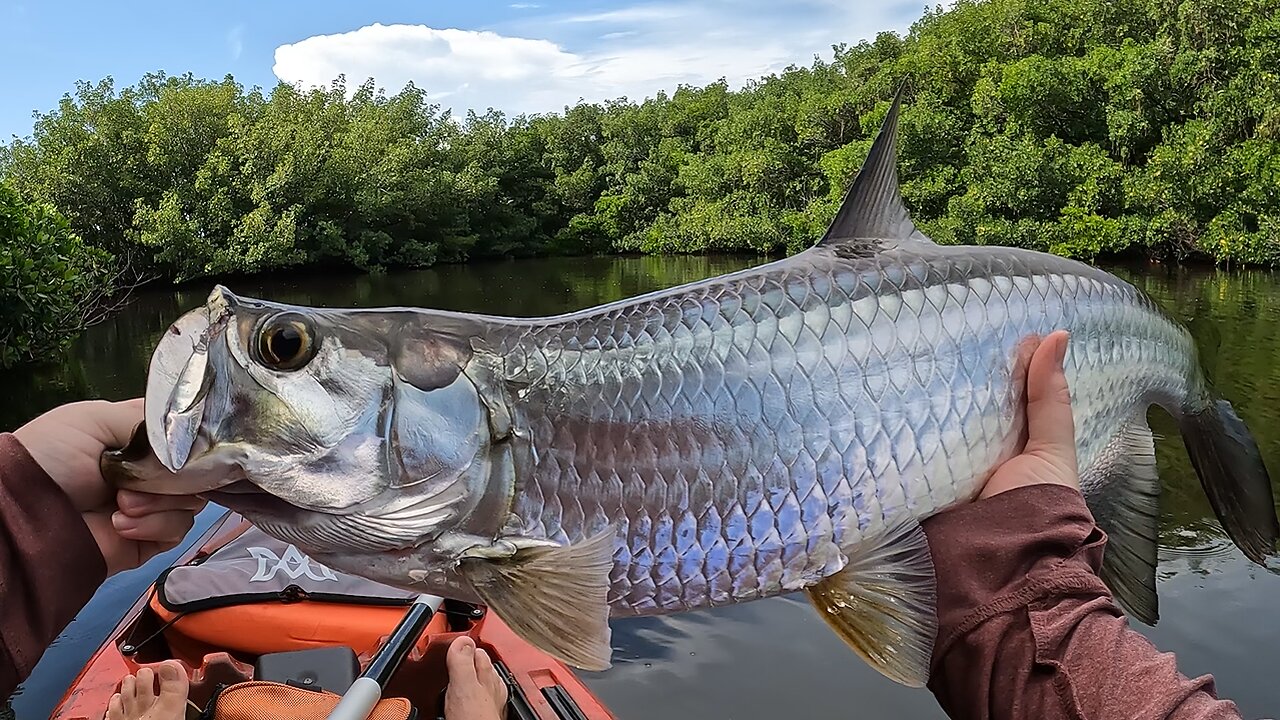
[103,84,1279,688]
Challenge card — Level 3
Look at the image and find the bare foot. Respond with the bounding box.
[444,636,508,720]
[107,661,189,720]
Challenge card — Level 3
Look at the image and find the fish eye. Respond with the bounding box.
[254,313,316,371]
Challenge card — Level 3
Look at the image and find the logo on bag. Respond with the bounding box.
[247,545,340,583]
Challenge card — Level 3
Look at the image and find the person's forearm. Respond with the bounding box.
[921,483,1241,720]
[0,433,107,698]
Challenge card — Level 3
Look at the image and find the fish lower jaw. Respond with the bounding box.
[201,481,463,555]
[204,478,371,516]
[202,480,314,520]
[221,497,452,555]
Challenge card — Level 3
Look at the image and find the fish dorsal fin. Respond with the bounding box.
[818,82,933,249]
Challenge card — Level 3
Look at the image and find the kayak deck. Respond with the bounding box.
[48,511,614,720]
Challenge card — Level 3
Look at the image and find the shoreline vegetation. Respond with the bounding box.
[2,0,1279,368]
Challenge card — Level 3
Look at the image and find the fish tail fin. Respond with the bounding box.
[1179,396,1279,565]
[805,517,937,687]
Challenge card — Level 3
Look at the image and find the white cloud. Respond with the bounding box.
[271,2,920,119]
[508,3,541,8]
[274,24,594,112]
[557,5,692,24]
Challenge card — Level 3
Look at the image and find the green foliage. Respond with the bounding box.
[3,0,1280,301]
[0,182,116,369]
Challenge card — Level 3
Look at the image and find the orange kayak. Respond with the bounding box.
[48,509,616,720]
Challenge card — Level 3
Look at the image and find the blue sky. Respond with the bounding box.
[1,0,930,141]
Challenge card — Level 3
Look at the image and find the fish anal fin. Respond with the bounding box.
[458,526,616,671]
[817,80,936,251]
[1082,419,1161,625]
[805,516,938,687]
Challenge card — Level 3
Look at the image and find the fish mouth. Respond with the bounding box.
[146,286,236,472]
[103,417,248,496]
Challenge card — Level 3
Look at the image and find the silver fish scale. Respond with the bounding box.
[491,244,1201,616]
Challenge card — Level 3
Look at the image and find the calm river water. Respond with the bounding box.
[4,254,1279,719]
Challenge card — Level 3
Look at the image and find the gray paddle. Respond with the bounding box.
[326,593,446,720]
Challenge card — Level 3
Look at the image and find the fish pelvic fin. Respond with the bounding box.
[1180,397,1279,565]
[817,79,936,252]
[1081,418,1162,625]
[458,526,617,672]
[805,515,938,687]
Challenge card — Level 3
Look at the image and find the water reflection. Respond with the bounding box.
[5,255,1280,719]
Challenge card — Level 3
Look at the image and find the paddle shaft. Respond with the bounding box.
[326,594,444,720]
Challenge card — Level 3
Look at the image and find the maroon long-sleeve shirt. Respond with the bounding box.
[0,431,1247,717]
[921,483,1243,719]
[0,432,107,699]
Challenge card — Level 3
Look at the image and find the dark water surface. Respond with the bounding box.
[5,255,1280,719]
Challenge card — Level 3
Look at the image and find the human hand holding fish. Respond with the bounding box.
[13,398,207,576]
[979,329,1080,501]
[919,328,1248,718]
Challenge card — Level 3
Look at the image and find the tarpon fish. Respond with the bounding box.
[104,87,1279,688]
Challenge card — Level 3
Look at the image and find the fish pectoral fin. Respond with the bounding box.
[805,516,938,688]
[458,526,616,672]
[1082,419,1161,625]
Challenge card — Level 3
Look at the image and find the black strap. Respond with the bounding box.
[120,582,187,655]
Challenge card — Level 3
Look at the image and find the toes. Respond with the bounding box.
[120,675,138,716]
[155,660,191,710]
[447,636,480,686]
[107,693,125,720]
[134,667,157,708]
[474,648,508,707]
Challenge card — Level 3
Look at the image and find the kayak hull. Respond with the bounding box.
[48,510,616,720]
